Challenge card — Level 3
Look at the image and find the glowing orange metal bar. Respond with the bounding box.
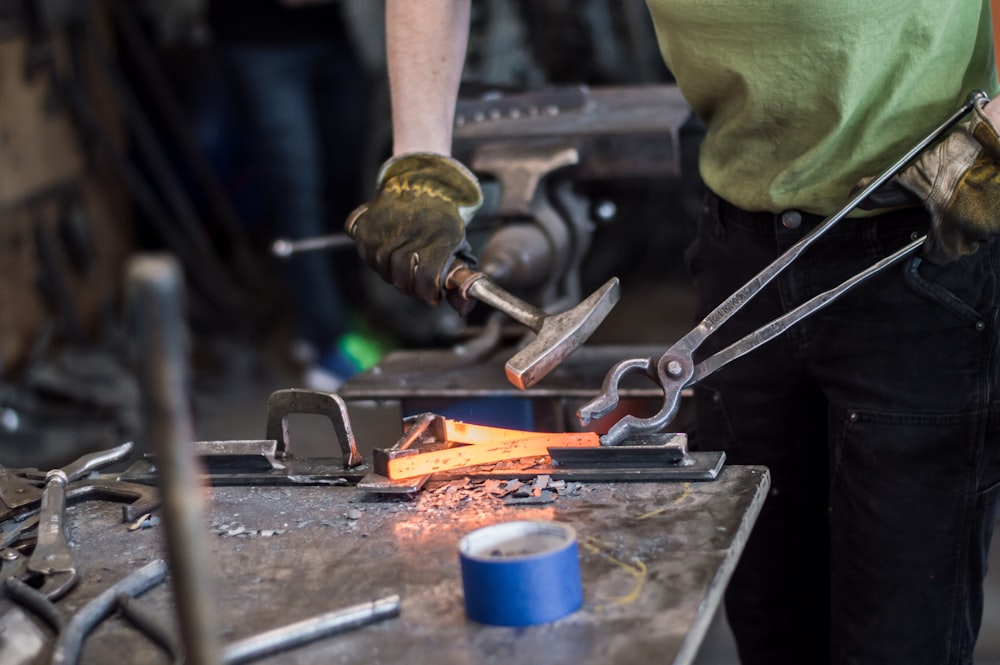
[384,427,599,480]
[442,420,591,445]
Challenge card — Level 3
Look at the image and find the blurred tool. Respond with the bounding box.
[128,253,223,665]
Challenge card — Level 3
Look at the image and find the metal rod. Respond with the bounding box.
[221,595,402,665]
[2,578,66,634]
[271,234,356,257]
[115,593,182,664]
[129,254,223,665]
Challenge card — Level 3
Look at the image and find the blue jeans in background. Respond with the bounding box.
[225,42,366,353]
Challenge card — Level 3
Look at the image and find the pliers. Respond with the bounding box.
[579,91,988,446]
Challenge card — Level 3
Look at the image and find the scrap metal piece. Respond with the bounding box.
[265,389,363,467]
[357,413,440,493]
[0,466,45,520]
[355,472,429,495]
[65,476,160,523]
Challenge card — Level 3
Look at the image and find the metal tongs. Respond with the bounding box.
[579,91,989,446]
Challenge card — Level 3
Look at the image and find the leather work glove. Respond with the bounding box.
[345,153,483,309]
[860,97,1000,265]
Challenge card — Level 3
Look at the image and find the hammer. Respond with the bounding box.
[446,262,619,389]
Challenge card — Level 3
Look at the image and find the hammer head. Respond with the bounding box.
[505,277,620,389]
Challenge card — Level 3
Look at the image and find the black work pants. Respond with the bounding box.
[687,191,1000,665]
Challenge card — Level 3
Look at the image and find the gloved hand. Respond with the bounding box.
[892,96,1000,264]
[346,152,483,308]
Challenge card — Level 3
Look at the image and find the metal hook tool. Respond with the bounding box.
[579,91,989,446]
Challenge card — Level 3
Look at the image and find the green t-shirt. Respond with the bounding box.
[644,0,1000,215]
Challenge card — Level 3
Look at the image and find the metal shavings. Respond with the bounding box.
[501,479,522,496]
[212,523,286,538]
[126,514,161,531]
[531,475,551,496]
[412,474,580,514]
[128,513,152,531]
[503,490,556,505]
[482,479,504,495]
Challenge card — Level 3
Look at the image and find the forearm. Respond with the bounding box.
[386,0,470,156]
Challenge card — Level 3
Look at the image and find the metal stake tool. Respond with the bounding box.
[128,254,224,665]
[580,91,989,445]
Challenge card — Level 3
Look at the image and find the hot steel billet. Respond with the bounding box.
[221,595,402,665]
[128,254,223,665]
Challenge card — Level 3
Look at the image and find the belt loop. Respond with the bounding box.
[706,189,720,221]
[706,190,726,242]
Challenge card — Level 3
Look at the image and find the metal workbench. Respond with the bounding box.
[29,464,768,665]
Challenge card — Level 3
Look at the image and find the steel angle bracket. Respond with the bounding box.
[119,450,371,488]
[552,432,726,482]
[122,389,372,487]
[435,432,726,483]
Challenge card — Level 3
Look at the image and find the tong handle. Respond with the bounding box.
[671,90,989,371]
[692,235,925,383]
[581,91,988,445]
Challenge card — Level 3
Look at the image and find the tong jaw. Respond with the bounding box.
[577,353,693,447]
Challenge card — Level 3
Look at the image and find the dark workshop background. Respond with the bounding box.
[0,1,997,662]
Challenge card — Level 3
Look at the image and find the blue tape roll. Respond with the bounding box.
[458,520,583,626]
